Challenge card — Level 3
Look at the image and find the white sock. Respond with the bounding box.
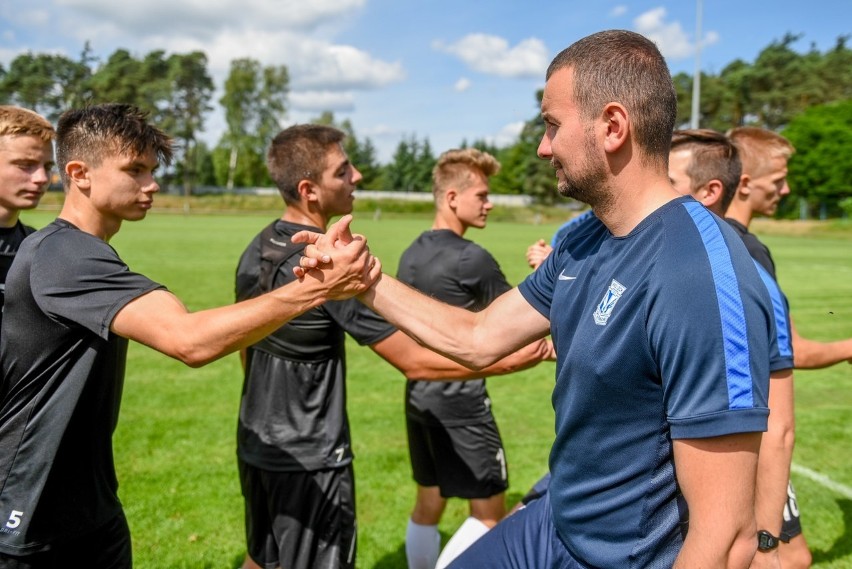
[434,517,490,569]
[406,518,441,569]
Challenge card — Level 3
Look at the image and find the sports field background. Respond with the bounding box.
[24,209,852,568]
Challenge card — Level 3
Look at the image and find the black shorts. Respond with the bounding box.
[780,479,803,541]
[406,417,508,499]
[238,460,356,569]
[0,511,131,569]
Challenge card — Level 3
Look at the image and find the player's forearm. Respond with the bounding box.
[754,429,793,537]
[792,335,852,369]
[144,282,330,367]
[479,339,554,375]
[360,274,504,369]
[749,370,793,569]
[674,524,757,569]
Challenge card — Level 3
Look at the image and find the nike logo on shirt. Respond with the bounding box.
[558,271,577,281]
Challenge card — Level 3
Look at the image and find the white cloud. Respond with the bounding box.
[609,5,628,17]
[5,8,51,27]
[54,10,405,94]
[454,77,472,92]
[289,90,355,112]
[54,0,366,38]
[633,7,718,60]
[488,121,525,147]
[434,34,548,78]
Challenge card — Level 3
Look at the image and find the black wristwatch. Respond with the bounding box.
[757,530,780,552]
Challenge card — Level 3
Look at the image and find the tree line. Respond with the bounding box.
[1,34,850,216]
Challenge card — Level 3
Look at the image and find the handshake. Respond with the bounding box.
[290,214,382,301]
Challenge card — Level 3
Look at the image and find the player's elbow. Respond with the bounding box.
[166,340,220,368]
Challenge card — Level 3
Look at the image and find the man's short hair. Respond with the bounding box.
[671,129,742,212]
[56,104,173,188]
[547,29,677,165]
[267,124,346,204]
[0,105,55,142]
[432,147,500,201]
[727,126,794,179]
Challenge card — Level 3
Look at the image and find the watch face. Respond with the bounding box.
[758,530,779,551]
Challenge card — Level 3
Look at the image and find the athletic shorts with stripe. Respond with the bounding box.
[239,460,356,569]
[406,417,508,499]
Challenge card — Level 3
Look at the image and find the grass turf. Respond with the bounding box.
[19,209,852,568]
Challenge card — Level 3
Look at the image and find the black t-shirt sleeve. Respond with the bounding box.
[457,243,512,310]
[235,236,264,302]
[326,298,397,346]
[31,231,163,339]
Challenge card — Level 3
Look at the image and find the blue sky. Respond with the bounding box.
[2,0,849,162]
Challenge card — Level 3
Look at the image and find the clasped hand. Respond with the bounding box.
[290,215,382,299]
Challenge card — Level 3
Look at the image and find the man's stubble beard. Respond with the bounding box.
[555,130,613,213]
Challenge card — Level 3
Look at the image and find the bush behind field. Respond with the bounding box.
[38,190,582,224]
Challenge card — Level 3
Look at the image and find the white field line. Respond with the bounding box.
[791,463,852,500]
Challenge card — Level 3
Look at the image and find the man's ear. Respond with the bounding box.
[703,179,725,208]
[602,102,629,153]
[298,179,318,203]
[445,188,458,209]
[736,174,751,197]
[65,160,90,191]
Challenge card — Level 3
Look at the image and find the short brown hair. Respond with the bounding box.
[56,104,173,188]
[267,124,346,204]
[727,127,794,179]
[671,129,742,211]
[0,105,55,142]
[432,147,500,201]
[547,30,677,166]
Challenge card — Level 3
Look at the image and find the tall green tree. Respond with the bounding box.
[164,51,214,196]
[216,58,288,188]
[0,51,92,120]
[383,134,434,192]
[782,100,852,216]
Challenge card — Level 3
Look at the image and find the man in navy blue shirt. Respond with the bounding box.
[297,30,775,568]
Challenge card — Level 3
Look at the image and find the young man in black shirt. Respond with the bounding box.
[235,125,552,569]
[0,104,378,568]
[397,148,514,569]
[0,106,54,336]
[726,126,852,569]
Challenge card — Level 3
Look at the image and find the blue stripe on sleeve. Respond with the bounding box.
[753,261,793,358]
[682,201,754,409]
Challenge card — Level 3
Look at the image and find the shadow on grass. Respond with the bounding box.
[811,499,852,565]
[370,541,407,569]
[230,551,246,568]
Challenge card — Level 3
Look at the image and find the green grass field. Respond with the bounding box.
[21,209,852,568]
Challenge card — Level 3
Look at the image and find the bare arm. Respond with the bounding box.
[361,275,551,370]
[370,330,554,381]
[750,370,794,569]
[790,318,852,369]
[673,432,762,569]
[112,216,379,368]
[293,221,551,369]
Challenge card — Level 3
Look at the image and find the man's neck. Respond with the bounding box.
[431,210,465,237]
[594,173,681,237]
[0,208,20,229]
[724,200,753,229]
[57,194,119,242]
[281,205,328,230]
